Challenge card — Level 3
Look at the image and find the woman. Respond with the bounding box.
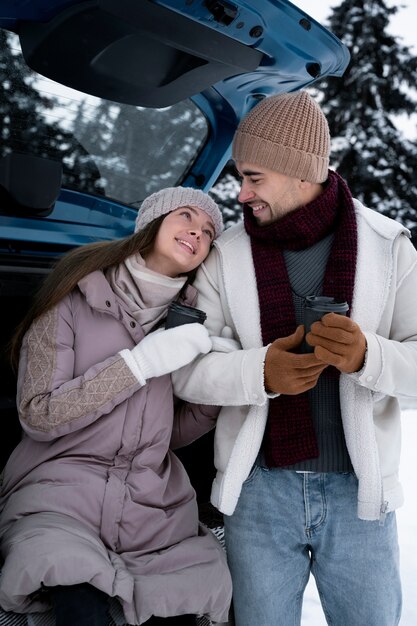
[0,187,231,625]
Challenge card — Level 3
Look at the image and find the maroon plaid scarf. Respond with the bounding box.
[244,170,357,466]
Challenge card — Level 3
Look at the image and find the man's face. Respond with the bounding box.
[235,161,309,225]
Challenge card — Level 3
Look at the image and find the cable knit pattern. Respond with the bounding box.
[19,308,138,432]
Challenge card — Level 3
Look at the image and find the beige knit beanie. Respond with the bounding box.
[135,186,223,238]
[232,91,330,183]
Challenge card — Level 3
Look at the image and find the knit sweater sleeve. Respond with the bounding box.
[17,300,142,441]
[172,248,269,406]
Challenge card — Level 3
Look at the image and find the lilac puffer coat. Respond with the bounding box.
[0,270,231,625]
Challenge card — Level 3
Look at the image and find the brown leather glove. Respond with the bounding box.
[264,325,328,395]
[306,312,367,373]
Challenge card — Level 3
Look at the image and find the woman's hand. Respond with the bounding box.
[120,323,211,384]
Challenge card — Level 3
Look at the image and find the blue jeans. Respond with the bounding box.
[223,467,401,626]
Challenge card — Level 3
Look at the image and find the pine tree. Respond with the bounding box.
[0,31,63,159]
[0,31,104,197]
[314,0,417,243]
[65,98,116,197]
[108,102,206,206]
[209,160,242,228]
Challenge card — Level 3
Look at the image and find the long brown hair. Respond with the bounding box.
[10,215,198,370]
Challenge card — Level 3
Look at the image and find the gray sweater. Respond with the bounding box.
[282,233,353,472]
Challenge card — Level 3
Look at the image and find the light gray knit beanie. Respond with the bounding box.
[232,91,330,183]
[135,186,223,238]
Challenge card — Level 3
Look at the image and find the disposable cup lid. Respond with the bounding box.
[168,302,207,321]
[305,296,349,313]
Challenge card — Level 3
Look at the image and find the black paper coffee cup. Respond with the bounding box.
[165,302,207,328]
[302,296,349,353]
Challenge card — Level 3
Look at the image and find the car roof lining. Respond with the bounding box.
[17,0,263,107]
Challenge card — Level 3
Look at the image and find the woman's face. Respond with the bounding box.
[143,206,215,277]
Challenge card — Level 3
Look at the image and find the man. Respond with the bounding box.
[172,91,417,625]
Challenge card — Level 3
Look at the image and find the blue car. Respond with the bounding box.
[0,2,349,624]
[0,0,349,244]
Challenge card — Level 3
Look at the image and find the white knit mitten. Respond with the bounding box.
[119,323,211,384]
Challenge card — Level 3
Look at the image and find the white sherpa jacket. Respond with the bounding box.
[173,200,417,521]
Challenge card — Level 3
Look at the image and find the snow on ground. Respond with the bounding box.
[301,408,417,625]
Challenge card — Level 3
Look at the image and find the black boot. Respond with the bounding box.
[145,616,196,625]
[50,583,109,626]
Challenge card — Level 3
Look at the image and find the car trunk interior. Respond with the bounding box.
[0,273,37,469]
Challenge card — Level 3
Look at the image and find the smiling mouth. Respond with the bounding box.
[250,203,268,214]
[176,238,195,254]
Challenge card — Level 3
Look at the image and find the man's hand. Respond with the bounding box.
[264,325,328,395]
[306,312,366,373]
